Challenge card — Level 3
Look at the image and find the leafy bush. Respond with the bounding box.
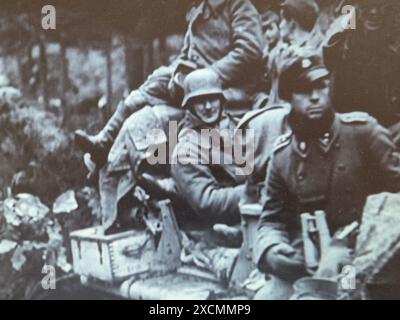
[0,102,86,203]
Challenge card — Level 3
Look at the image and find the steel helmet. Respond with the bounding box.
[182,68,225,108]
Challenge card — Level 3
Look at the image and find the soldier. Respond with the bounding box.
[236,104,290,189]
[255,55,400,299]
[279,0,320,47]
[267,0,321,105]
[168,67,291,225]
[75,0,265,166]
[142,71,289,287]
[323,0,400,144]
[170,68,247,225]
[261,10,280,55]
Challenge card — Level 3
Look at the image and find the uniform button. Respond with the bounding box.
[323,133,331,143]
[335,143,340,149]
[299,142,307,152]
[298,175,304,181]
[338,163,346,171]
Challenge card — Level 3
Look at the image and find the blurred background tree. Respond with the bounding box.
[0,0,187,123]
[0,0,189,203]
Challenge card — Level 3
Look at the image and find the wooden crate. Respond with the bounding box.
[230,203,262,287]
[70,227,155,283]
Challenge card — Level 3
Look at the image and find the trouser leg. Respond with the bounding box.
[75,91,147,166]
[253,275,294,300]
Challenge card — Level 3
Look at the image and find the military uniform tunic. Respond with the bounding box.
[131,0,265,113]
[171,112,247,225]
[256,112,400,271]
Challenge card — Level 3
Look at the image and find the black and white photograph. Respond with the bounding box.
[0,0,400,304]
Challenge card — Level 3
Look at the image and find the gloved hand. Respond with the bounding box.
[265,243,308,282]
[137,173,178,200]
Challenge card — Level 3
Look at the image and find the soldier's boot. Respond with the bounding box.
[75,93,147,166]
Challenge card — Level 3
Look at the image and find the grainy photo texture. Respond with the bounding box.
[0,0,399,301]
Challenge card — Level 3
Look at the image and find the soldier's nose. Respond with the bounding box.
[310,90,320,102]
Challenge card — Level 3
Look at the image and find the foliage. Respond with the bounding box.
[0,188,101,299]
[0,100,87,202]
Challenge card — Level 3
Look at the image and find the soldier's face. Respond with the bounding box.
[190,95,223,125]
[359,1,394,34]
[279,17,293,43]
[264,21,279,48]
[291,78,332,121]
